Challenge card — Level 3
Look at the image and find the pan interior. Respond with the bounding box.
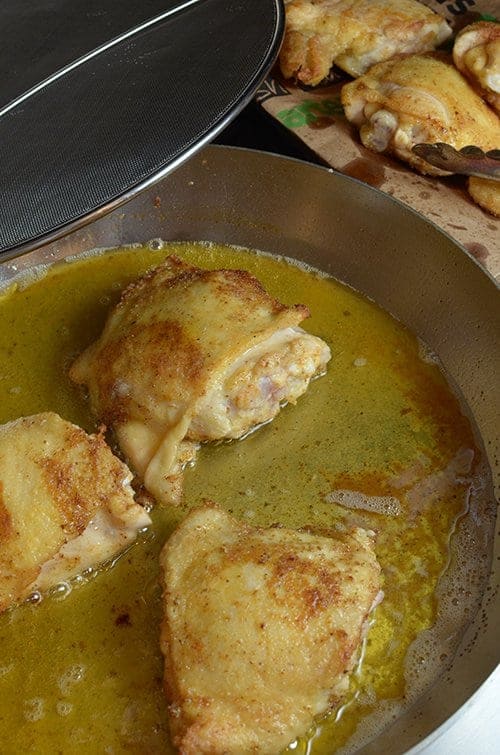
[0,240,494,753]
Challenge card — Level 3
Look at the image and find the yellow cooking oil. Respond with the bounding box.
[0,242,484,754]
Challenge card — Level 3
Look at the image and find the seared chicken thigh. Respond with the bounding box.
[280,0,451,86]
[160,504,382,755]
[0,412,150,613]
[70,256,331,504]
[467,177,500,218]
[341,54,500,176]
[453,21,500,114]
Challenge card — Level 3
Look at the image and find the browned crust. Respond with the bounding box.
[453,21,500,114]
[279,0,451,86]
[36,424,129,535]
[93,318,205,428]
[454,20,500,52]
[0,413,142,615]
[0,482,12,543]
[159,506,381,752]
[222,537,364,654]
[71,256,311,429]
[120,256,308,319]
[468,177,500,217]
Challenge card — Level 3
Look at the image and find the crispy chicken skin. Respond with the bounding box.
[0,412,150,613]
[467,177,500,218]
[279,0,451,86]
[341,53,500,176]
[160,504,382,755]
[453,21,500,115]
[70,256,331,505]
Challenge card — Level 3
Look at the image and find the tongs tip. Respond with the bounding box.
[412,143,500,180]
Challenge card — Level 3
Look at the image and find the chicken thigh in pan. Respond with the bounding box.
[0,412,150,614]
[70,256,331,504]
[160,504,382,755]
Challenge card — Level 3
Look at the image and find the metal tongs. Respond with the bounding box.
[412,143,500,180]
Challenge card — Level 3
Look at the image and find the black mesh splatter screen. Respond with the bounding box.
[0,0,283,254]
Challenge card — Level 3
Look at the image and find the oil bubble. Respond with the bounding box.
[148,238,164,250]
[56,701,73,717]
[26,591,43,605]
[58,664,86,696]
[52,582,72,601]
[24,698,45,722]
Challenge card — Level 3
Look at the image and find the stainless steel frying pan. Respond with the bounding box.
[1,145,498,753]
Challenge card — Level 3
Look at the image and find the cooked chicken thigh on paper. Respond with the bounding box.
[453,21,500,115]
[341,53,500,176]
[70,256,331,505]
[160,504,382,755]
[280,0,451,86]
[467,176,500,218]
[0,412,150,613]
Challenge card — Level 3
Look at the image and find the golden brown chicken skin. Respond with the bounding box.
[280,0,451,86]
[453,21,500,115]
[160,504,382,755]
[0,412,150,613]
[467,177,500,218]
[70,256,331,505]
[341,53,500,176]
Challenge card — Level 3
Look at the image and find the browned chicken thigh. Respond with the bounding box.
[160,504,382,755]
[453,21,500,115]
[341,54,500,174]
[70,256,331,505]
[0,413,150,613]
[467,177,500,217]
[341,53,500,215]
[280,0,451,86]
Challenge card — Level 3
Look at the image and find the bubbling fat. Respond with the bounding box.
[405,459,494,688]
[338,455,495,754]
[325,490,402,517]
